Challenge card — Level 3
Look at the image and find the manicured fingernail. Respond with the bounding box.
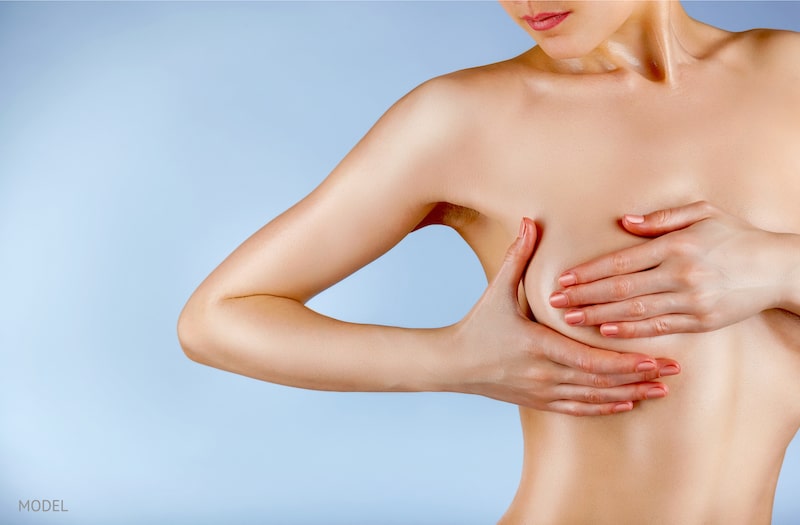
[600,324,619,336]
[660,365,680,376]
[549,292,568,308]
[564,310,584,325]
[613,402,633,413]
[647,387,667,399]
[625,214,645,224]
[518,218,526,238]
[558,273,577,287]
[636,361,657,372]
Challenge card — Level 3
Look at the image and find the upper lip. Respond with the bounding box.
[526,11,570,22]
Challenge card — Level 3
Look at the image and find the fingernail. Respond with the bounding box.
[600,324,619,336]
[613,402,633,413]
[660,365,680,376]
[558,273,577,287]
[636,360,657,372]
[518,218,526,238]
[647,387,667,399]
[549,292,569,308]
[564,310,584,325]
[625,214,645,224]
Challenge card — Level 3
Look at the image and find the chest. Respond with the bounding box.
[470,85,799,237]
[452,83,800,348]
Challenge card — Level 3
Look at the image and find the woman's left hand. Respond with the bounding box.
[548,201,797,338]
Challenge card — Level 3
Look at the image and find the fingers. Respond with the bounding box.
[560,293,686,327]
[492,217,537,304]
[557,240,666,288]
[554,292,703,335]
[540,358,679,416]
[536,379,674,417]
[545,400,635,416]
[556,201,718,287]
[541,333,665,375]
[554,381,669,405]
[597,314,703,338]
[550,270,669,309]
[621,200,717,238]
[562,358,680,387]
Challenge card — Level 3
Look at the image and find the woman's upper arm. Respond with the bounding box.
[190,77,470,304]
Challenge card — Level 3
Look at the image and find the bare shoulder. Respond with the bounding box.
[736,28,800,77]
[340,63,509,201]
[747,27,800,54]
[710,28,800,113]
[374,59,518,175]
[404,57,524,120]
[751,29,800,109]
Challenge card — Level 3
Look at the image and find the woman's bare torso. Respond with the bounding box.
[435,31,800,524]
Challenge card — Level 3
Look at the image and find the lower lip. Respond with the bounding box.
[526,12,570,32]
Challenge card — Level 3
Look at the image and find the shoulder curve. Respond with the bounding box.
[746,27,800,45]
[404,55,526,106]
[378,59,521,150]
[348,64,508,206]
[741,28,800,72]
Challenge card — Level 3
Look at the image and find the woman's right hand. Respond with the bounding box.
[445,218,681,416]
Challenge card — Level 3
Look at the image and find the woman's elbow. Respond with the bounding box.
[176,299,214,364]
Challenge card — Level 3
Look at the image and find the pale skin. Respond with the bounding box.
[177,1,800,523]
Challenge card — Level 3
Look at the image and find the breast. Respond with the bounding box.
[521,203,697,355]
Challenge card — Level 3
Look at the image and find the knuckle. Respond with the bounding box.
[612,253,632,273]
[639,370,659,383]
[559,289,575,306]
[503,246,520,263]
[574,352,592,372]
[565,404,586,417]
[651,318,671,335]
[591,373,612,388]
[668,236,697,257]
[688,291,712,313]
[673,242,690,258]
[553,403,577,417]
[612,278,633,299]
[527,367,552,385]
[697,309,721,331]
[628,299,647,318]
[677,266,703,288]
[634,386,651,400]
[584,389,603,404]
[654,208,673,226]
[599,404,615,416]
[504,238,526,260]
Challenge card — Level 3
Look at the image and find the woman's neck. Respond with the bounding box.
[531,2,712,85]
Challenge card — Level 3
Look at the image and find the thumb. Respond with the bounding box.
[622,200,716,237]
[492,218,538,302]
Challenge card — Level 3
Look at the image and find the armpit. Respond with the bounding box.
[413,201,480,232]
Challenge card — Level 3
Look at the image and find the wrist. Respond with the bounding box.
[422,323,469,394]
[392,324,462,394]
[425,321,498,397]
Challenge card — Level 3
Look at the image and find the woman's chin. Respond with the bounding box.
[536,40,596,62]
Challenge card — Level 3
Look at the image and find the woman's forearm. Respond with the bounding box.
[177,294,453,393]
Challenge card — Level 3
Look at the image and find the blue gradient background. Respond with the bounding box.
[1,1,798,524]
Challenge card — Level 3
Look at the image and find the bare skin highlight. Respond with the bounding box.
[178,2,800,523]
